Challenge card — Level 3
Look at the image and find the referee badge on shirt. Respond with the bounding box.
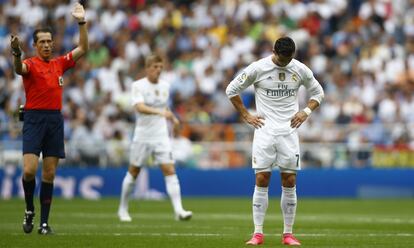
[58,76,64,86]
[279,72,285,81]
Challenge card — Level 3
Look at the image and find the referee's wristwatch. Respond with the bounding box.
[11,49,21,57]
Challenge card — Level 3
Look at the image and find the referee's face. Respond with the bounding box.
[146,62,164,84]
[34,32,53,60]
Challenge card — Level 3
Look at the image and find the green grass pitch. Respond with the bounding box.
[0,198,413,247]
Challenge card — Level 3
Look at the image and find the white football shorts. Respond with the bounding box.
[129,141,174,167]
[252,129,300,174]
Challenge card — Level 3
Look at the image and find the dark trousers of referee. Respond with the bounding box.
[22,110,64,226]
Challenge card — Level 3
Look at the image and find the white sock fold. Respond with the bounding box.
[281,186,297,234]
[252,186,269,234]
[165,174,184,214]
[119,171,136,212]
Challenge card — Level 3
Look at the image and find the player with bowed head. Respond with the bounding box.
[117,54,192,222]
[10,3,88,234]
[226,37,324,246]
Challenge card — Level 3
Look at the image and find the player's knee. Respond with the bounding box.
[256,173,270,187]
[128,166,141,178]
[281,174,296,187]
[161,164,176,176]
[42,172,55,182]
[23,170,36,181]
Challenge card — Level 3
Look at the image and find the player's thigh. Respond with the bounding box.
[275,131,300,172]
[43,113,65,158]
[153,141,174,165]
[252,130,277,170]
[129,142,151,167]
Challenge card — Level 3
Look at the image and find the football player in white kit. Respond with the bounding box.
[226,37,324,246]
[118,54,192,222]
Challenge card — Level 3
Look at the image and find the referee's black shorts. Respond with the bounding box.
[22,110,65,158]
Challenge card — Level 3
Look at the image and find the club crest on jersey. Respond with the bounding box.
[292,74,298,82]
[279,72,285,81]
[58,76,64,86]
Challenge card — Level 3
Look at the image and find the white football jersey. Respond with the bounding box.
[226,56,324,135]
[131,77,170,142]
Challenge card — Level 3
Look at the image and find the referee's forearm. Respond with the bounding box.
[78,23,89,53]
[13,56,23,75]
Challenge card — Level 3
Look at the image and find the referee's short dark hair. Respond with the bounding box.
[33,27,53,43]
[274,37,296,57]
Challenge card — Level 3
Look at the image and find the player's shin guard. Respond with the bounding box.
[281,186,297,234]
[165,174,184,213]
[252,186,268,234]
[119,172,136,211]
[22,177,36,212]
[39,182,53,226]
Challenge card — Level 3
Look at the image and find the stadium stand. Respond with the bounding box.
[1,0,414,168]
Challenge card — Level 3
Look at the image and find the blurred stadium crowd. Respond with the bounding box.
[1,0,414,168]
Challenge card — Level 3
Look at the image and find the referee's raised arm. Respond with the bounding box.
[71,2,89,61]
[10,35,28,75]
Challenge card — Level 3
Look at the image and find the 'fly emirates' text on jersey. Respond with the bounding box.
[226,56,324,135]
[131,77,170,143]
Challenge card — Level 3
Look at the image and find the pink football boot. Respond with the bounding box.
[246,233,264,245]
[282,233,301,246]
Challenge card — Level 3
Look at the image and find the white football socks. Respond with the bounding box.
[119,171,136,211]
[252,186,269,234]
[281,186,297,234]
[165,174,184,214]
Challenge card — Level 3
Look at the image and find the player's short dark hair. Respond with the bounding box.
[274,37,296,57]
[145,54,163,68]
[33,27,53,43]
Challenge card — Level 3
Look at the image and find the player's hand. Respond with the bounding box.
[171,116,180,126]
[290,111,308,128]
[242,114,265,129]
[10,35,21,50]
[71,2,85,21]
[163,110,180,125]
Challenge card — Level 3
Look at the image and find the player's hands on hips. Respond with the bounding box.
[242,113,264,129]
[290,111,308,128]
[10,35,21,51]
[71,2,85,21]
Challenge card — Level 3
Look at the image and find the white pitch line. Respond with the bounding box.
[9,232,414,237]
[58,213,414,224]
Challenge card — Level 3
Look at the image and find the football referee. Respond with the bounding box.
[10,3,88,235]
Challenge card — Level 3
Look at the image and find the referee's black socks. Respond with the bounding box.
[40,182,54,226]
[22,177,36,212]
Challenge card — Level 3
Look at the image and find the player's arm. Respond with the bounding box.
[10,35,28,75]
[135,103,179,124]
[228,95,264,129]
[71,3,89,61]
[290,69,324,128]
[226,67,264,129]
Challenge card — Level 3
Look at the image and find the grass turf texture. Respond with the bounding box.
[0,198,413,247]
